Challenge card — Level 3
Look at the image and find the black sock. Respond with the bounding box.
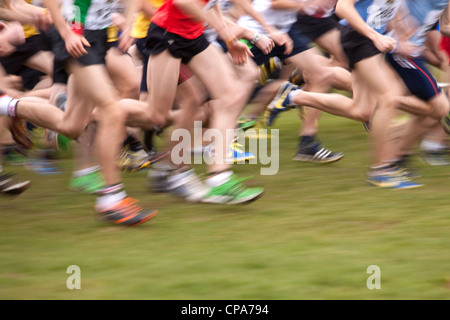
[299,135,316,148]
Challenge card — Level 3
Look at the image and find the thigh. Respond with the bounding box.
[187,44,239,100]
[67,61,120,107]
[24,50,54,76]
[147,49,182,115]
[105,47,140,97]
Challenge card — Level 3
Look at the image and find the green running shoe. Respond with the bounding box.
[202,175,264,204]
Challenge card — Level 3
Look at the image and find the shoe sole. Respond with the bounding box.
[99,209,159,227]
[227,190,264,205]
[130,209,159,226]
[366,180,423,189]
[1,180,31,196]
[292,154,344,164]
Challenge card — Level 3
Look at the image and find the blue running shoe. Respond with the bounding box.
[366,169,423,189]
[264,81,299,127]
[227,142,256,164]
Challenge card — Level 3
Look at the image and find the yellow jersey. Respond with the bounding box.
[130,0,164,39]
[22,0,41,38]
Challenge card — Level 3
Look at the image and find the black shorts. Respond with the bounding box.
[295,14,341,42]
[51,28,108,68]
[250,23,311,66]
[340,25,381,70]
[144,23,210,64]
[135,37,149,93]
[0,34,48,75]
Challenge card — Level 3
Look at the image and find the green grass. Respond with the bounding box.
[1,112,450,300]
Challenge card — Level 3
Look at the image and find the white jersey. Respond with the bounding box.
[62,0,119,30]
[237,0,298,35]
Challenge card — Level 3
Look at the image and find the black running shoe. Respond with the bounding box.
[293,142,344,164]
[0,173,31,196]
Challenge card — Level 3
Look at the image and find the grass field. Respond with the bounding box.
[1,111,450,300]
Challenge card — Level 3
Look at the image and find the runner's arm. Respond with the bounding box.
[336,0,396,52]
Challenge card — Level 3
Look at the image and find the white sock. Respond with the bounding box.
[206,171,233,187]
[72,165,100,178]
[420,139,446,151]
[0,94,19,117]
[288,89,301,105]
[95,184,127,212]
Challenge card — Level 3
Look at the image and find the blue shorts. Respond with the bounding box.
[250,23,311,66]
[386,53,441,101]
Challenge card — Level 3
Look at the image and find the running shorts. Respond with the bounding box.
[144,22,210,64]
[386,53,441,101]
[295,14,341,42]
[340,25,381,70]
[250,23,311,66]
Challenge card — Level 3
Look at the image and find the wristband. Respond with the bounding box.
[225,35,237,47]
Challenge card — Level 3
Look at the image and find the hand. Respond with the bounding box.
[118,31,136,54]
[227,38,253,65]
[33,10,52,32]
[64,31,91,58]
[372,34,397,53]
[254,34,275,55]
[269,30,293,55]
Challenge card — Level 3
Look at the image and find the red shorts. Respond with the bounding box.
[178,64,193,85]
[439,35,450,63]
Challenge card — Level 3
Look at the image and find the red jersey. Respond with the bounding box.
[151,0,218,39]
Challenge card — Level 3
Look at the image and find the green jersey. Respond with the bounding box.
[62,0,118,30]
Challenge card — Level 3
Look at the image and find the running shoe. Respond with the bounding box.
[227,142,256,163]
[96,197,158,226]
[289,68,305,86]
[9,117,34,150]
[442,112,450,134]
[0,172,31,196]
[204,141,256,164]
[69,170,105,194]
[166,169,210,202]
[118,146,152,173]
[258,57,282,86]
[26,157,60,175]
[237,116,256,131]
[366,168,423,189]
[264,81,299,127]
[293,142,344,164]
[147,168,171,193]
[421,149,449,166]
[202,175,264,204]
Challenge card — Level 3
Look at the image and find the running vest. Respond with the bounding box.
[405,0,448,47]
[62,0,118,31]
[237,0,298,36]
[301,0,336,18]
[130,0,165,39]
[22,0,43,38]
[341,0,402,34]
[151,0,219,39]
